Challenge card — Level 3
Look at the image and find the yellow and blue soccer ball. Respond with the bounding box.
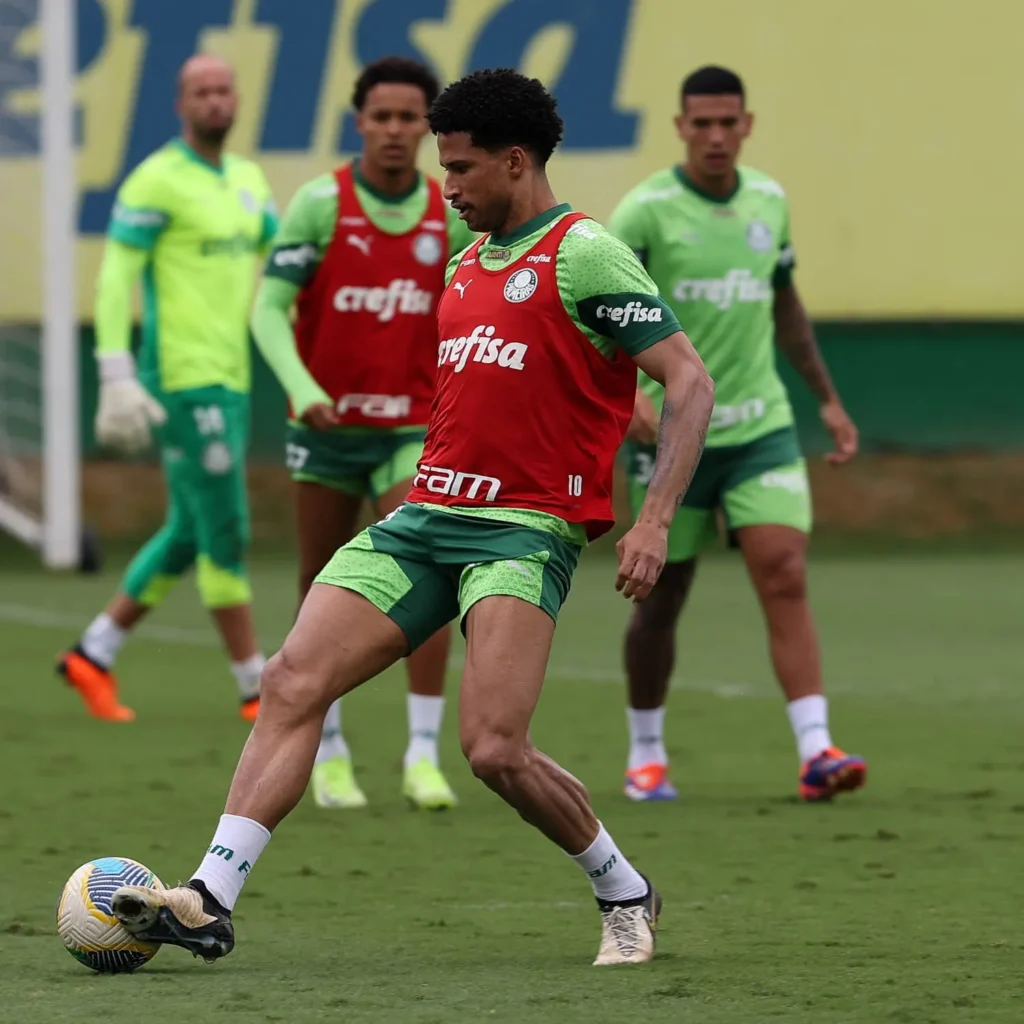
[56,857,165,973]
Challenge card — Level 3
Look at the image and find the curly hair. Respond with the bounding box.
[351,56,440,111]
[428,68,564,165]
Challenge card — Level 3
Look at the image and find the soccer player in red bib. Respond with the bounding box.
[251,58,475,811]
[111,70,715,967]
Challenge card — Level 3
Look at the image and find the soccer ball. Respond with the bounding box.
[56,857,165,973]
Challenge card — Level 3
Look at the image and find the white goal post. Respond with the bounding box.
[0,0,80,567]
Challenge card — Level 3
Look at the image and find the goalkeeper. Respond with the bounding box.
[58,55,277,723]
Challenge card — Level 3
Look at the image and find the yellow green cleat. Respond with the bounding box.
[402,758,457,811]
[311,756,368,809]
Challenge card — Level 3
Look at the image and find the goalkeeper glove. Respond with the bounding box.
[94,351,167,454]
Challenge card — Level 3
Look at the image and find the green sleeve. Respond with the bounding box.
[558,220,680,358]
[445,201,478,262]
[607,192,652,266]
[94,240,149,355]
[107,164,171,250]
[772,199,796,290]
[264,175,337,287]
[250,276,332,418]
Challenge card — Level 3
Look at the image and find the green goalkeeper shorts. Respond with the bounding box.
[285,424,426,501]
[315,502,582,651]
[624,426,812,563]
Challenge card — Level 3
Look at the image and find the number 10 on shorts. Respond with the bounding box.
[568,474,583,497]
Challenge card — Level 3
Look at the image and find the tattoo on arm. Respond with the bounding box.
[649,399,708,508]
[774,287,835,404]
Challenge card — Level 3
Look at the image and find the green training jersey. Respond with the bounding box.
[429,202,681,546]
[106,139,277,393]
[263,163,476,289]
[609,165,795,446]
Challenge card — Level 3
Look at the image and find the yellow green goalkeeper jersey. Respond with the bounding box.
[102,139,278,394]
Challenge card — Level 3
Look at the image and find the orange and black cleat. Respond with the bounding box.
[799,746,867,802]
[57,646,135,722]
[239,696,260,722]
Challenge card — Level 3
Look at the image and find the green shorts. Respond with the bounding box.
[285,424,426,501]
[315,503,582,651]
[625,426,812,563]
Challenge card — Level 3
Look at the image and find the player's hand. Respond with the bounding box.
[625,388,659,445]
[820,399,858,465]
[94,353,166,454]
[301,402,340,431]
[615,519,668,602]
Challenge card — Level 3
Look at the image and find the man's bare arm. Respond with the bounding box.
[773,284,859,464]
[632,331,715,526]
[773,284,836,403]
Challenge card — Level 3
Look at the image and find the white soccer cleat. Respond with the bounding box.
[593,882,661,966]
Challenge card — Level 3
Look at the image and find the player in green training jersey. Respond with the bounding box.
[58,56,278,724]
[609,65,867,802]
[250,58,475,811]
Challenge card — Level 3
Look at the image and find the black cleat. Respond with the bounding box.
[112,879,234,963]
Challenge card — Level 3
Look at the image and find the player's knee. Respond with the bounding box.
[462,730,527,787]
[259,648,328,724]
[755,546,807,602]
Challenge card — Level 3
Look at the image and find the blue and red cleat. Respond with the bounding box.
[799,746,867,802]
[624,763,679,802]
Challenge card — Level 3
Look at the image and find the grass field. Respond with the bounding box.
[1,545,1023,1023]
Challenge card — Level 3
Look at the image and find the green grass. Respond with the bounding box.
[2,548,1024,1023]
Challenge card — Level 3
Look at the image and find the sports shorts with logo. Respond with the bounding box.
[285,424,427,501]
[121,384,251,608]
[315,502,582,651]
[624,426,812,563]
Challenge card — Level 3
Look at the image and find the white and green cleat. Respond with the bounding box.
[311,756,368,809]
[402,758,457,811]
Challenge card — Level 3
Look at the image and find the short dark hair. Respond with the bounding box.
[681,65,745,109]
[428,68,564,165]
[351,56,440,111]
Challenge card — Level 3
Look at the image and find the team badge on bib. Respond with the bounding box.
[504,268,538,303]
[746,220,774,253]
[412,232,443,266]
[238,188,258,214]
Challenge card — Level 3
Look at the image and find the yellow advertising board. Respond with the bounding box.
[0,0,1018,319]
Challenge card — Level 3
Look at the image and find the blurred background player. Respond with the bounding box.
[251,57,475,810]
[609,65,867,802]
[58,56,278,723]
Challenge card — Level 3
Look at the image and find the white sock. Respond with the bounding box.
[230,653,265,701]
[80,613,127,670]
[316,699,350,764]
[191,813,271,912]
[627,706,668,771]
[569,823,648,903]
[404,694,444,768]
[787,694,833,762]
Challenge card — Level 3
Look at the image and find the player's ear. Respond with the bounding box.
[673,113,686,142]
[507,145,527,178]
[743,110,755,139]
[354,109,366,139]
